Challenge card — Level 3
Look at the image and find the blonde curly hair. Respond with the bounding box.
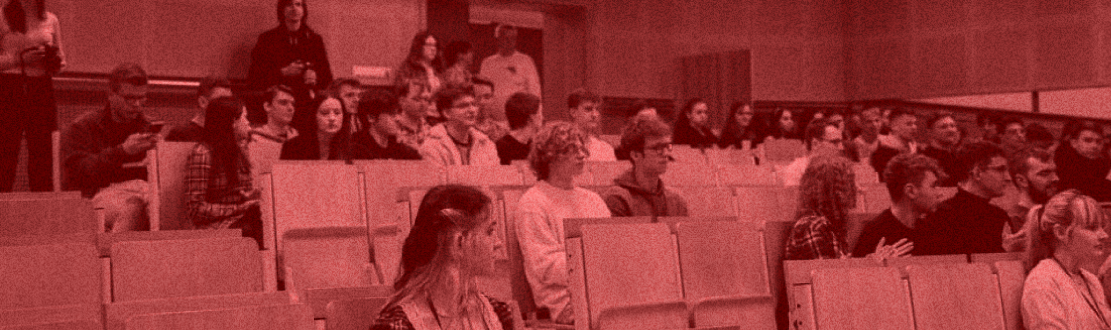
[528,121,589,181]
[796,155,858,235]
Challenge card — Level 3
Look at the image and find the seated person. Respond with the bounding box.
[351,89,421,160]
[1022,190,1111,329]
[870,108,918,177]
[327,78,363,135]
[516,121,611,324]
[394,79,432,150]
[916,141,1011,255]
[418,86,499,166]
[853,153,945,258]
[718,101,759,150]
[602,118,689,218]
[567,89,616,161]
[280,93,354,160]
[917,112,960,187]
[250,85,299,144]
[1002,147,1059,252]
[1055,120,1111,201]
[473,78,510,143]
[779,118,844,186]
[165,76,233,142]
[184,97,262,246]
[62,63,157,232]
[370,185,514,330]
[672,98,718,148]
[496,92,542,165]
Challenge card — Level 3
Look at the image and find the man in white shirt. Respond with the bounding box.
[567,88,616,161]
[479,24,541,120]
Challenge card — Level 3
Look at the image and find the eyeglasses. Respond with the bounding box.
[645,143,672,154]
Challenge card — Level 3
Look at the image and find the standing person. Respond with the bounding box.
[62,63,156,232]
[1054,120,1111,202]
[516,121,610,324]
[672,98,718,148]
[443,40,475,87]
[918,112,961,187]
[1003,147,1059,252]
[351,89,420,160]
[602,118,689,218]
[785,155,910,260]
[496,92,541,165]
[0,0,64,191]
[916,141,1012,255]
[567,89,615,161]
[395,31,443,102]
[870,108,918,177]
[852,154,945,258]
[719,102,758,149]
[1022,190,1111,330]
[185,97,262,246]
[370,185,514,330]
[479,24,541,118]
[166,76,233,142]
[280,94,353,161]
[247,0,332,108]
[418,86,499,166]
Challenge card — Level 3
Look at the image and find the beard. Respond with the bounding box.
[1029,185,1058,205]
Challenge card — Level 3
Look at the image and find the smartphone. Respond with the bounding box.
[148,121,165,134]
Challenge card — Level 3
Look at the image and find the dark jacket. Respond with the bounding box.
[352,131,421,160]
[601,170,689,218]
[280,133,350,161]
[247,26,333,97]
[1055,142,1111,201]
[673,122,718,149]
[918,145,958,187]
[916,189,1008,255]
[61,106,150,197]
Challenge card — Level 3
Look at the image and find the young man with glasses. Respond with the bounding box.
[780,118,845,186]
[418,86,499,166]
[61,63,158,232]
[916,141,1012,255]
[602,118,688,218]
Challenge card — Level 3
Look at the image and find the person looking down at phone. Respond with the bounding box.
[247,0,332,109]
[0,0,66,192]
[62,63,158,232]
[185,96,263,246]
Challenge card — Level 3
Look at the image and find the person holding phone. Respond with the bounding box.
[0,0,65,192]
[247,0,332,110]
[185,96,262,246]
[61,63,157,232]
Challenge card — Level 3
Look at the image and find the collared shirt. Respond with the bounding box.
[185,143,254,229]
[785,214,850,261]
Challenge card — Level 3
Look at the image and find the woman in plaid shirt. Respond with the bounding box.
[185,96,262,246]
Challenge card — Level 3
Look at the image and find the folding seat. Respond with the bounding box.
[574,161,631,187]
[123,303,315,330]
[761,139,806,164]
[110,237,264,302]
[705,148,756,167]
[0,243,101,328]
[106,291,293,330]
[672,186,737,217]
[446,165,525,186]
[324,298,389,330]
[810,267,914,330]
[269,162,363,253]
[147,141,196,230]
[734,186,787,224]
[905,263,1006,330]
[992,260,1025,330]
[783,258,884,330]
[661,162,720,187]
[0,196,96,237]
[675,221,775,329]
[280,226,391,318]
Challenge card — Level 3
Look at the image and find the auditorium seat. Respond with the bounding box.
[705,148,756,167]
[675,221,775,329]
[0,305,101,329]
[123,303,315,330]
[269,162,363,253]
[511,160,537,185]
[575,223,686,330]
[247,136,284,182]
[0,243,101,328]
[904,263,1004,330]
[574,161,631,187]
[446,165,525,186]
[884,254,968,273]
[852,164,880,185]
[661,162,720,187]
[105,291,293,330]
[761,139,805,164]
[855,184,891,214]
[670,145,707,164]
[324,297,389,330]
[717,164,778,186]
[0,196,96,237]
[357,160,443,285]
[96,228,241,257]
[280,226,387,318]
[0,319,99,330]
[147,141,196,230]
[110,237,264,301]
[783,258,884,330]
[502,189,546,322]
[734,186,788,223]
[672,186,737,217]
[0,191,81,200]
[810,267,914,330]
[969,252,1023,267]
[992,260,1025,330]
[51,131,60,192]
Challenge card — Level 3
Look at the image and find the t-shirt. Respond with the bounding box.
[496,134,531,165]
[479,51,541,121]
[852,210,922,257]
[585,135,616,162]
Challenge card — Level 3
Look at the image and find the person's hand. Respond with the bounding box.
[280,60,306,78]
[303,68,317,86]
[869,237,914,262]
[120,133,157,155]
[20,46,45,64]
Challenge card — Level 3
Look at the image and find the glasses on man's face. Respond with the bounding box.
[645,143,672,154]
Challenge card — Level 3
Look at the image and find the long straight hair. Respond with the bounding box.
[202,97,249,186]
[3,0,45,34]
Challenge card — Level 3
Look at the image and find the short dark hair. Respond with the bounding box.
[472,77,494,92]
[264,85,294,105]
[1025,123,1055,145]
[1008,146,1053,179]
[197,76,232,99]
[567,88,601,109]
[357,88,399,120]
[327,78,361,95]
[888,107,916,121]
[443,41,473,67]
[925,111,955,129]
[1062,120,1102,141]
[395,78,428,99]
[804,118,835,150]
[976,112,1002,128]
[434,86,474,115]
[108,63,148,93]
[620,118,671,161]
[953,141,1005,183]
[884,153,944,201]
[629,100,653,118]
[505,92,540,130]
